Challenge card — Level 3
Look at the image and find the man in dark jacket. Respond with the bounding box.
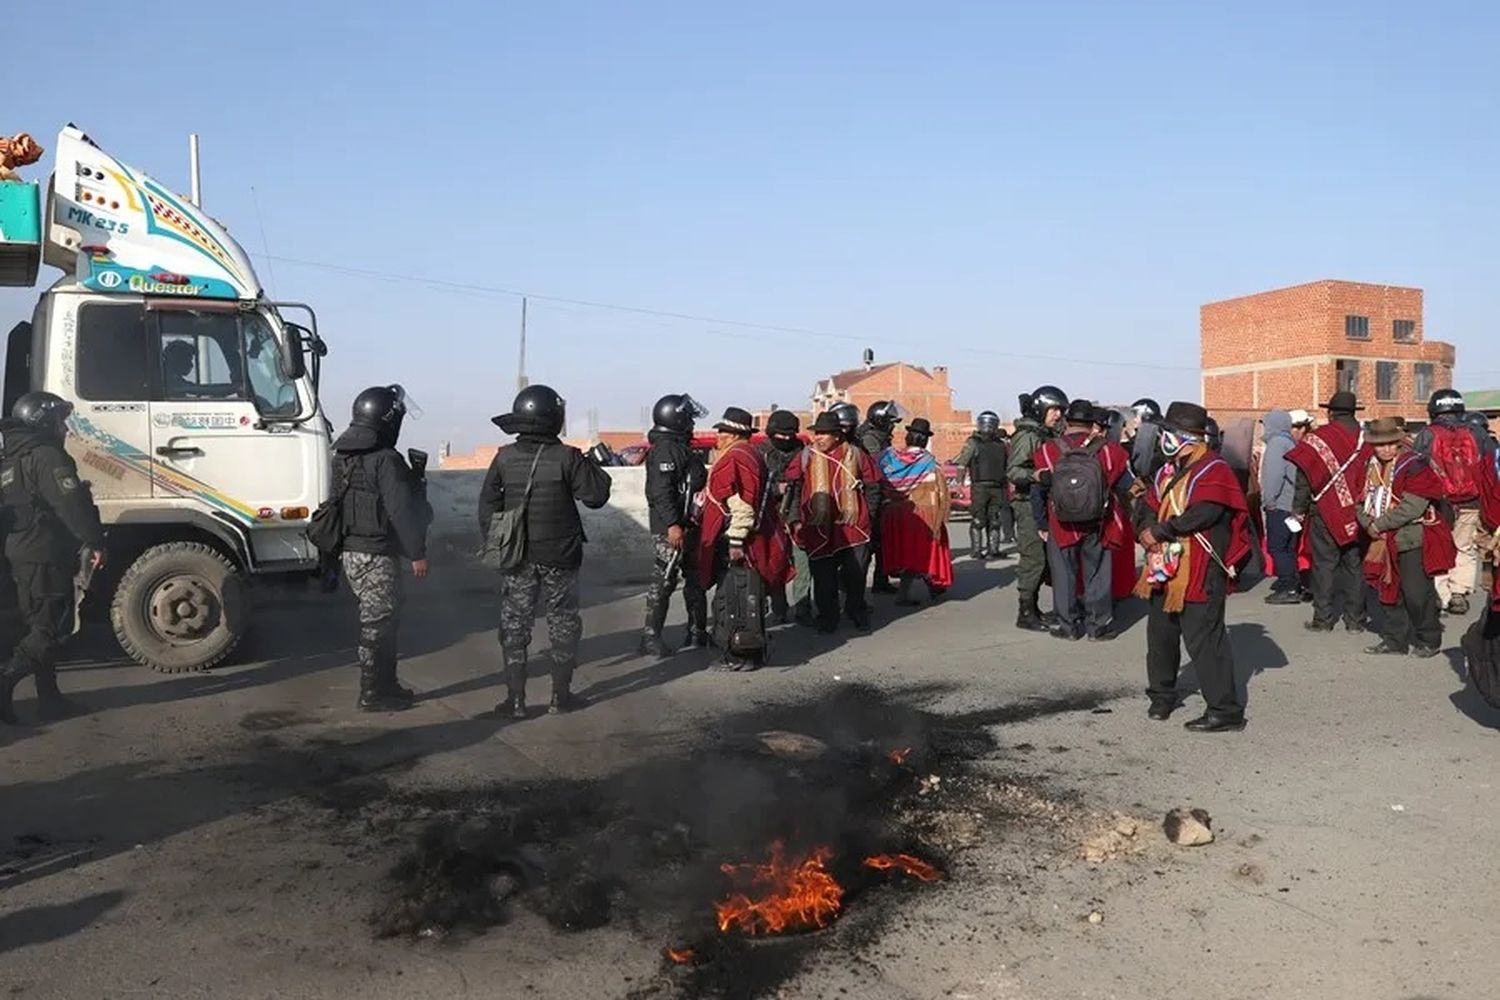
[1009,385,1067,630]
[955,410,1009,560]
[481,385,612,717]
[1259,409,1301,603]
[333,385,431,713]
[640,393,708,657]
[758,410,812,625]
[856,401,902,594]
[0,393,106,724]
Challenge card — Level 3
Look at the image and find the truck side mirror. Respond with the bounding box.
[279,324,307,381]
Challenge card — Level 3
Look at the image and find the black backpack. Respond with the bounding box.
[714,563,767,660]
[1051,440,1107,523]
[1462,607,1500,710]
[305,459,353,555]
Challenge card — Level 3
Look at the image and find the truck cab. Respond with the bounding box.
[0,125,329,672]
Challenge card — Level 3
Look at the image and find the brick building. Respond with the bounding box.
[797,359,975,459]
[1201,280,1455,425]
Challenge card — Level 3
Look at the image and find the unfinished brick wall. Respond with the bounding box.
[1202,280,1454,423]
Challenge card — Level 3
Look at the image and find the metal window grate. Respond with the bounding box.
[1345,315,1370,339]
[1393,319,1416,342]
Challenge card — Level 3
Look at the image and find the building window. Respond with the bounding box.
[1414,362,1433,402]
[1376,361,1398,402]
[1345,315,1370,340]
[1336,359,1360,396]
[77,303,152,401]
[1393,319,1416,342]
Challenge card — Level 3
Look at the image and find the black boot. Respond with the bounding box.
[1016,596,1046,632]
[33,670,83,722]
[548,662,584,714]
[793,599,816,627]
[0,664,22,726]
[374,656,415,707]
[497,652,528,718]
[358,664,412,712]
[970,523,987,560]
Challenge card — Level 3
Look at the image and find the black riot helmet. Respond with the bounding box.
[976,410,1001,435]
[1463,410,1490,435]
[493,384,566,437]
[351,384,415,444]
[1025,385,1068,422]
[1130,398,1162,423]
[651,393,708,435]
[11,391,75,440]
[865,400,905,432]
[1428,388,1465,419]
[831,402,860,434]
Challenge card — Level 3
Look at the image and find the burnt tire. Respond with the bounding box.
[110,542,250,673]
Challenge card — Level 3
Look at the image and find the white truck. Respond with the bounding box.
[0,125,330,672]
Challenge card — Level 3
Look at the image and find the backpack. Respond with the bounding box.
[1050,440,1107,523]
[306,459,354,555]
[1461,608,1500,710]
[714,562,767,660]
[479,446,545,572]
[1429,424,1481,503]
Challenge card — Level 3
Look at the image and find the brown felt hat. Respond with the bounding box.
[1364,417,1405,445]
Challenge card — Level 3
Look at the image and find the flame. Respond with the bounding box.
[863,853,944,882]
[715,841,844,935]
[665,947,696,965]
[887,747,912,765]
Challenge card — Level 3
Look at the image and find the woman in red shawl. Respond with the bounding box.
[1133,403,1252,733]
[877,418,954,605]
[1356,417,1455,658]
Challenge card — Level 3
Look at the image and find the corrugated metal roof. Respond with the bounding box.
[1463,389,1500,411]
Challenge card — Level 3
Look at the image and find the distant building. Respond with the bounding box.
[1463,389,1500,418]
[1201,280,1455,424]
[439,430,644,470]
[805,357,974,459]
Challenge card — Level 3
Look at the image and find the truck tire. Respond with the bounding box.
[110,542,250,673]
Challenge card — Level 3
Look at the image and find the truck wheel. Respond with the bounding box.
[110,542,250,673]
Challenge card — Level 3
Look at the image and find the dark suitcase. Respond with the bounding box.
[715,563,767,661]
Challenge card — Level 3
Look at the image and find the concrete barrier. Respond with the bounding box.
[425,466,654,585]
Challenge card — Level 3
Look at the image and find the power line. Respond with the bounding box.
[251,252,1200,373]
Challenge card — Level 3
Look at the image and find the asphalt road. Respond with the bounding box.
[2,540,1497,1000]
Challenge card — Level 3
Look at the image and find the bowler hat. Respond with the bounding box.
[907,417,934,437]
[713,407,755,435]
[1321,391,1364,414]
[1161,401,1210,436]
[811,411,843,435]
[1064,399,1097,425]
[765,409,800,436]
[1364,416,1405,445]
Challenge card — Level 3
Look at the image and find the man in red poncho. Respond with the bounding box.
[1133,402,1252,733]
[784,411,883,633]
[1356,417,1455,658]
[695,407,792,669]
[1286,391,1371,633]
[1033,400,1132,641]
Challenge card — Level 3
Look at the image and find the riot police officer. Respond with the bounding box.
[1008,385,1067,630]
[481,385,612,717]
[0,392,105,724]
[955,411,1009,560]
[1126,398,1164,480]
[332,385,431,713]
[832,402,861,446]
[641,393,709,657]
[857,401,903,593]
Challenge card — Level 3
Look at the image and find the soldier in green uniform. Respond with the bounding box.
[1007,385,1067,631]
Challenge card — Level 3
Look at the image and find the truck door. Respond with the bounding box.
[146,304,318,537]
[65,298,156,502]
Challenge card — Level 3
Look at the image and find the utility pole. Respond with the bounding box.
[189,134,202,207]
[517,296,529,392]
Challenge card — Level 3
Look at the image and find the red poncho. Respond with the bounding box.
[1136,452,1253,606]
[1286,421,1369,546]
[1481,451,1500,610]
[1362,452,1458,606]
[1034,433,1132,549]
[785,443,880,559]
[695,440,794,590]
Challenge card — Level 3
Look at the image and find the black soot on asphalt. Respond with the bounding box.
[371,684,1121,999]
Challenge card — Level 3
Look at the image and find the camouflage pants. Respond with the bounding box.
[500,562,582,680]
[643,533,707,637]
[342,552,402,672]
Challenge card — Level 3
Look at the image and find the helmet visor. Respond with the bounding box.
[389,384,423,420]
[681,394,710,421]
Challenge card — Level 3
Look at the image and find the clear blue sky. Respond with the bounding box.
[5,0,1497,454]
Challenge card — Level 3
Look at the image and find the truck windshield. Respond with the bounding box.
[156,309,302,417]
